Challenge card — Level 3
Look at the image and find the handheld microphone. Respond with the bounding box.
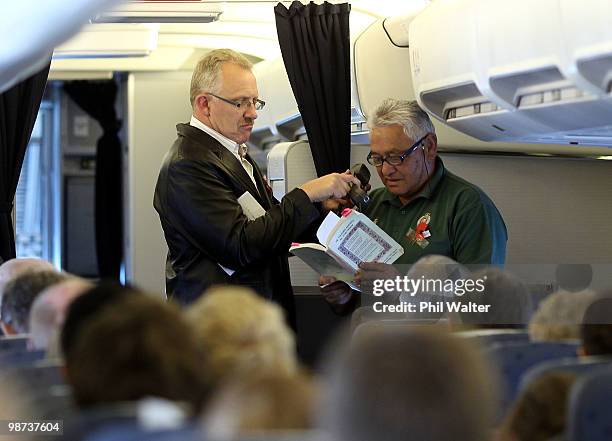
[347,163,371,211]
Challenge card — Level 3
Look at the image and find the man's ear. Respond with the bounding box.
[195,94,211,117]
[424,133,438,159]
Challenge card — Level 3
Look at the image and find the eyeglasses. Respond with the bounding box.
[209,93,265,111]
[366,134,429,167]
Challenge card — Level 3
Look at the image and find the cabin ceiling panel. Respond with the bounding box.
[51,46,195,72]
[47,0,429,74]
[158,34,280,60]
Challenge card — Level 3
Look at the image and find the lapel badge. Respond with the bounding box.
[407,212,431,249]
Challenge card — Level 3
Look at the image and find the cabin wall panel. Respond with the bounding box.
[126,70,191,294]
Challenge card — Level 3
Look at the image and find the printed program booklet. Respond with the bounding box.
[290,210,404,290]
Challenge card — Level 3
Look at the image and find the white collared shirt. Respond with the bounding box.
[190,115,257,187]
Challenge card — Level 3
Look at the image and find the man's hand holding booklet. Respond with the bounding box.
[289,210,404,291]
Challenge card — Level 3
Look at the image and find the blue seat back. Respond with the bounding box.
[457,329,530,347]
[0,349,45,367]
[487,341,579,414]
[85,424,202,441]
[520,356,612,391]
[352,319,447,342]
[567,368,612,441]
[0,336,29,352]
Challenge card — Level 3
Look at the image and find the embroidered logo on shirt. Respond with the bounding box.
[406,212,432,249]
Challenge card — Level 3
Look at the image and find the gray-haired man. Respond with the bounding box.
[321,99,507,309]
[154,48,359,326]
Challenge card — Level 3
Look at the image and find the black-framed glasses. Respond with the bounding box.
[366,134,429,167]
[209,93,265,111]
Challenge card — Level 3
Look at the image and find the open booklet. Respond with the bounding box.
[290,210,404,291]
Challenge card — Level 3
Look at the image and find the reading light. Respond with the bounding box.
[518,86,590,108]
[446,101,499,120]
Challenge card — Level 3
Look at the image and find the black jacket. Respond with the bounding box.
[153,123,320,325]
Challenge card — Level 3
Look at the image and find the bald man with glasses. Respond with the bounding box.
[320,99,507,310]
[154,49,359,326]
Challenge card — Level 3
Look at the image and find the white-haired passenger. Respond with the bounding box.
[529,289,598,341]
[1,270,67,335]
[458,267,533,329]
[185,285,298,391]
[29,278,93,356]
[0,258,54,304]
[350,255,471,330]
[319,325,497,441]
[204,370,318,439]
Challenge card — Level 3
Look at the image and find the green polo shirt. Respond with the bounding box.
[364,157,507,265]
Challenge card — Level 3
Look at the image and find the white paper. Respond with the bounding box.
[316,211,341,244]
[218,192,267,276]
[237,191,266,220]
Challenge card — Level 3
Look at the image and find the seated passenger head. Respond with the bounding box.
[60,283,139,360]
[397,255,470,320]
[1,269,68,335]
[529,289,598,342]
[555,264,593,292]
[460,267,532,329]
[499,372,576,441]
[29,278,93,355]
[405,254,471,297]
[65,293,208,412]
[185,285,297,390]
[367,99,437,205]
[580,294,612,356]
[320,326,497,441]
[0,258,55,298]
[204,370,318,438]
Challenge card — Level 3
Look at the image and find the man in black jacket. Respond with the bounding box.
[154,49,357,326]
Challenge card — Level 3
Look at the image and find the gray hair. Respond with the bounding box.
[0,258,55,299]
[369,99,435,140]
[320,326,496,441]
[185,285,297,389]
[1,270,68,333]
[529,289,598,341]
[190,48,253,107]
[29,278,92,353]
[461,267,533,327]
[401,254,471,301]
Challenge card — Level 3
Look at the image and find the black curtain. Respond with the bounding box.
[275,1,351,176]
[64,81,123,282]
[0,63,51,262]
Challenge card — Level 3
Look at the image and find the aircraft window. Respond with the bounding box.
[15,104,56,261]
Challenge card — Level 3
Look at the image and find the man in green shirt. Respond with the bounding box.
[321,99,507,308]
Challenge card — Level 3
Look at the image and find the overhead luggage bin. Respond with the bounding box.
[352,14,414,119]
[560,0,612,96]
[408,0,612,146]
